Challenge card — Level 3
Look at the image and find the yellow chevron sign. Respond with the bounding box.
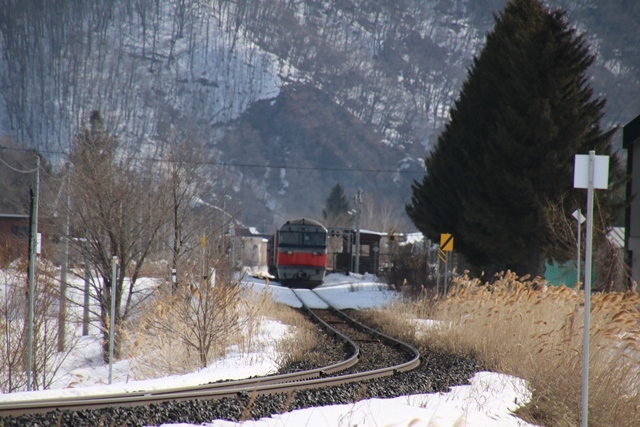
[440,233,454,252]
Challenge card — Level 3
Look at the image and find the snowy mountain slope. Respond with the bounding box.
[0,0,637,224]
[0,1,296,154]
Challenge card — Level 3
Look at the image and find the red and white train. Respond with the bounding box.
[267,218,328,288]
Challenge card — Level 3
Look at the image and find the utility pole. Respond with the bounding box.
[26,155,40,391]
[354,189,362,275]
[230,223,236,267]
[82,252,91,336]
[58,170,70,351]
[201,235,206,284]
[109,256,118,384]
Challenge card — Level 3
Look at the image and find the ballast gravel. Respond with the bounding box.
[1,351,482,427]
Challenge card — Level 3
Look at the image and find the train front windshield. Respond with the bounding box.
[279,230,327,247]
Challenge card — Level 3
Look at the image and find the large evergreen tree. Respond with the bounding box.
[406,0,621,276]
[322,183,351,226]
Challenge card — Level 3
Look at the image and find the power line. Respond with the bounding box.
[151,159,425,174]
[0,155,39,173]
[0,146,426,175]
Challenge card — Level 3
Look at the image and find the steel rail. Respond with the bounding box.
[0,283,421,419]
[310,289,421,374]
[0,290,359,418]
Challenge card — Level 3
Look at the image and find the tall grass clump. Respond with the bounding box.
[391,271,640,427]
[122,274,322,379]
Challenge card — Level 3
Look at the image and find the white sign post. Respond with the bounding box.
[572,209,586,285]
[573,151,609,427]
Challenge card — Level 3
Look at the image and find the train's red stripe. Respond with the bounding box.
[278,251,326,267]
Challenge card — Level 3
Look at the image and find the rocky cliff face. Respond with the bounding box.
[216,83,421,225]
[1,0,638,226]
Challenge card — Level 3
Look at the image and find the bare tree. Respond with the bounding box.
[545,194,631,291]
[67,111,170,361]
[156,131,221,290]
[386,241,431,291]
[0,259,75,392]
[360,193,411,234]
[125,243,253,372]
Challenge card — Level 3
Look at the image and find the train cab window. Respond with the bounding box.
[304,232,326,246]
[279,231,300,245]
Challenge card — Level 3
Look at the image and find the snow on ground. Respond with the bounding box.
[189,371,532,427]
[1,272,538,426]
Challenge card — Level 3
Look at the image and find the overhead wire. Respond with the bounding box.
[0,146,425,175]
[0,155,39,174]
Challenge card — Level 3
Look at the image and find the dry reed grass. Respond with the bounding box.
[374,271,640,427]
[353,303,418,345]
[245,287,324,368]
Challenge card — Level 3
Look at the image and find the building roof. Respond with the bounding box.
[234,226,270,238]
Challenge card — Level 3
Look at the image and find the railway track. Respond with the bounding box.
[295,289,420,377]
[0,288,420,424]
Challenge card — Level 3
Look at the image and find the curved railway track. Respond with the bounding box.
[0,288,420,423]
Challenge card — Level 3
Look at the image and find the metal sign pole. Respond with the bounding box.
[444,251,450,296]
[436,252,441,297]
[581,152,595,427]
[438,234,453,298]
[572,209,586,286]
[577,211,582,285]
[574,150,609,427]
